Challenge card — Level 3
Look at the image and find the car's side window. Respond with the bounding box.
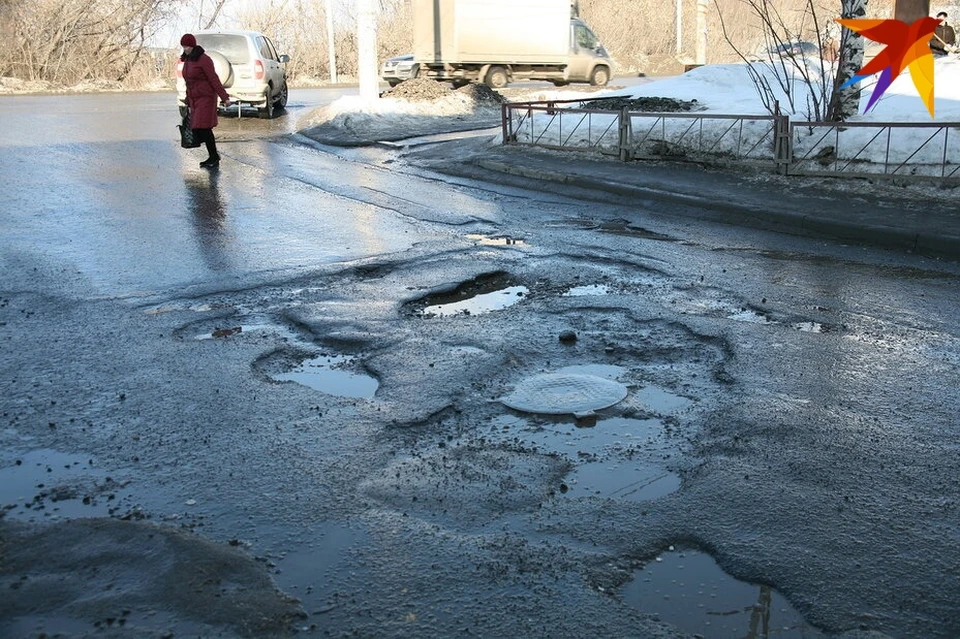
[257,37,273,61]
[264,37,280,61]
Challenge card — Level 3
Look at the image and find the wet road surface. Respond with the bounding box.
[1,90,959,638]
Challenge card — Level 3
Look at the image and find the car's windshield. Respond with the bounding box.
[195,35,250,64]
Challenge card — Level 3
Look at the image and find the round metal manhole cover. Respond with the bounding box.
[501,373,628,415]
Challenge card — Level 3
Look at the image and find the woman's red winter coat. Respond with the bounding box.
[181,46,230,129]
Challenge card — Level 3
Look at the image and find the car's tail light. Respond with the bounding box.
[254,60,264,80]
[176,61,183,78]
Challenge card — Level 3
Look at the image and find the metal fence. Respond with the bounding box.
[785,120,960,180]
[501,100,960,182]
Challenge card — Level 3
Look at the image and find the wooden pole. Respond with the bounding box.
[695,0,707,64]
[357,0,378,102]
[326,0,338,84]
[894,0,930,23]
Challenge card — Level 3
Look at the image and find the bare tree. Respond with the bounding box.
[714,0,833,119]
[201,0,229,30]
[0,0,184,84]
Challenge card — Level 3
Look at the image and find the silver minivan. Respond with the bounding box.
[177,30,290,119]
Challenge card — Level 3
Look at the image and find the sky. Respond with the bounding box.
[313,55,960,174]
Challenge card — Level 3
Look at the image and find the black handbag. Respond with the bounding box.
[178,111,201,148]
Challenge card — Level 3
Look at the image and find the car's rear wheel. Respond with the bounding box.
[274,81,288,110]
[259,88,274,119]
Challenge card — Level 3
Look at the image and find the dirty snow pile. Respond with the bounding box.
[300,77,502,130]
[298,77,507,145]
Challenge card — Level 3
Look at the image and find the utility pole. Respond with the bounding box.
[894,0,930,23]
[676,0,682,55]
[326,0,338,84]
[357,0,378,102]
[695,0,707,65]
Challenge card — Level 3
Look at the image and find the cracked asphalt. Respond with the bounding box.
[1,89,959,639]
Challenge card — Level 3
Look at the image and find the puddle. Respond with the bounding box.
[622,549,825,638]
[552,368,692,416]
[633,385,693,415]
[564,284,612,297]
[271,523,369,621]
[556,364,626,379]
[465,234,528,247]
[194,322,301,341]
[421,286,528,318]
[725,307,774,324]
[485,414,681,502]
[272,354,379,398]
[792,321,829,333]
[0,449,137,522]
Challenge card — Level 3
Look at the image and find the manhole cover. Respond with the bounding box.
[501,373,628,415]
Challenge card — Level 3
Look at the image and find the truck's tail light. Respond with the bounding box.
[176,61,183,78]
[254,60,265,80]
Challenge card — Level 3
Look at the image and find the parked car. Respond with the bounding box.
[177,30,290,119]
[749,41,820,61]
[381,54,420,87]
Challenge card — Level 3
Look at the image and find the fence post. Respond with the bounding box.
[774,114,791,175]
[501,103,512,145]
[619,107,633,161]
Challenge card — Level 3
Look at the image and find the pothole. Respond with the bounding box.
[564,284,613,297]
[465,234,528,247]
[544,218,600,230]
[621,548,825,638]
[406,272,529,318]
[0,449,138,522]
[269,354,379,398]
[792,321,832,333]
[421,285,528,318]
[598,220,676,241]
[484,413,682,502]
[194,321,302,342]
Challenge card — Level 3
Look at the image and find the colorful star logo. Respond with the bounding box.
[836,16,942,117]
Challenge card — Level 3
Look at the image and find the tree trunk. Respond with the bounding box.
[829,0,868,121]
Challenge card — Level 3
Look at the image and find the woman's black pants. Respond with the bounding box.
[193,128,218,159]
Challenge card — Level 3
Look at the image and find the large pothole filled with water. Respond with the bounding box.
[622,548,825,638]
[0,449,139,523]
[257,350,379,398]
[406,272,528,318]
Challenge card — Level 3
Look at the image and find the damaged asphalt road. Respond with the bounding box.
[1,91,959,638]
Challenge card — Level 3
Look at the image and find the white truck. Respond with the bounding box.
[412,0,613,88]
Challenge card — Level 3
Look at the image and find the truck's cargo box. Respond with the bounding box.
[413,0,571,65]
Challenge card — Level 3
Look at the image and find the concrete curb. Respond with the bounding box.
[474,158,960,258]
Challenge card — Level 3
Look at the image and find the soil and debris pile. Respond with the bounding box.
[578,96,701,112]
[383,77,451,101]
[383,77,506,107]
[454,82,506,106]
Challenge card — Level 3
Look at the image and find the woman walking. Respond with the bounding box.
[180,34,232,168]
